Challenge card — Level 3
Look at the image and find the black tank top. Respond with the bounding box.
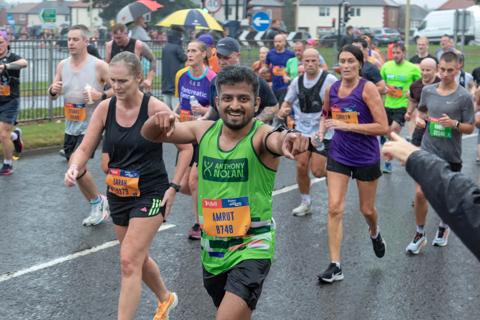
[103,94,168,195]
[111,38,137,60]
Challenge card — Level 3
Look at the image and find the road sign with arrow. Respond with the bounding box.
[251,11,270,32]
[40,8,56,24]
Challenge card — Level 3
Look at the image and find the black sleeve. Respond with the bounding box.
[7,52,22,61]
[367,64,382,84]
[406,150,480,261]
[87,45,101,59]
[258,78,278,109]
[207,83,220,121]
[176,45,187,63]
[472,67,480,85]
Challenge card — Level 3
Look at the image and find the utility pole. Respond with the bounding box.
[404,0,410,54]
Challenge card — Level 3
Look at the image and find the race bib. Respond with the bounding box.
[0,84,10,96]
[202,197,251,238]
[179,109,193,122]
[105,168,140,197]
[64,103,87,122]
[332,107,359,124]
[387,86,403,98]
[272,66,285,77]
[428,119,452,138]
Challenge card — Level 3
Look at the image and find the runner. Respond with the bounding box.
[65,52,187,320]
[0,30,27,175]
[266,34,295,103]
[284,41,305,82]
[141,65,309,319]
[380,42,421,173]
[175,40,216,239]
[204,37,278,124]
[351,38,386,94]
[406,52,474,254]
[105,23,157,92]
[278,48,337,216]
[405,58,440,147]
[409,37,437,65]
[49,25,110,226]
[317,45,389,283]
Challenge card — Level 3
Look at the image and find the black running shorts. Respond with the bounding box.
[327,157,382,181]
[203,259,271,311]
[385,107,407,127]
[107,189,167,226]
[64,134,96,161]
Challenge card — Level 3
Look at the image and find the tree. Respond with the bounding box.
[89,0,196,25]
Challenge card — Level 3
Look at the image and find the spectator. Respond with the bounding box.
[161,29,187,110]
[129,16,151,41]
[339,26,355,49]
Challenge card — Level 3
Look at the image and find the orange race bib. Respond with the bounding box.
[105,168,140,197]
[272,66,285,77]
[332,109,359,124]
[64,103,87,122]
[202,197,251,237]
[179,109,193,122]
[387,86,403,98]
[0,84,10,96]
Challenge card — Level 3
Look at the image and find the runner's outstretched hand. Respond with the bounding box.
[282,132,309,159]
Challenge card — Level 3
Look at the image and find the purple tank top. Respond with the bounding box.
[328,78,380,166]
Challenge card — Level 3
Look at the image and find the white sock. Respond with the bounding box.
[4,160,13,165]
[301,194,311,204]
[332,261,341,268]
[11,131,18,141]
[416,225,425,234]
[370,226,380,239]
[439,221,449,229]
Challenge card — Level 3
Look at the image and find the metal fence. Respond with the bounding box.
[9,39,337,122]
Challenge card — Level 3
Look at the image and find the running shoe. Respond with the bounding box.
[371,232,386,258]
[382,161,392,174]
[82,195,110,226]
[318,262,344,284]
[59,149,67,159]
[0,164,13,176]
[432,226,450,247]
[12,128,23,154]
[153,292,178,320]
[406,232,427,255]
[188,223,201,240]
[292,201,312,216]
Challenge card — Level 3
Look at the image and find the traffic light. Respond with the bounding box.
[244,0,254,18]
[343,2,351,23]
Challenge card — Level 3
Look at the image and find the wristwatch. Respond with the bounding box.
[455,120,460,129]
[169,182,181,192]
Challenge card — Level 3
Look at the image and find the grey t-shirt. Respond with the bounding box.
[284,71,337,136]
[419,83,474,164]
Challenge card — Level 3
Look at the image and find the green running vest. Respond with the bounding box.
[198,120,277,275]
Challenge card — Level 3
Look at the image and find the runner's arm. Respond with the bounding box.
[104,41,112,63]
[3,58,27,70]
[256,104,279,122]
[68,101,108,170]
[48,61,64,100]
[141,42,156,85]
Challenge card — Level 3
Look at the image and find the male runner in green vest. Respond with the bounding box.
[141,65,309,319]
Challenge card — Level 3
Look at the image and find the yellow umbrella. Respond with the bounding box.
[157,9,223,31]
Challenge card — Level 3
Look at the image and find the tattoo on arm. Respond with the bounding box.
[256,106,277,122]
[141,45,157,72]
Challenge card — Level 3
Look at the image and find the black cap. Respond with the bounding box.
[216,37,240,56]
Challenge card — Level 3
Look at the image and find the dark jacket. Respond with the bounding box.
[161,30,187,94]
[406,150,480,261]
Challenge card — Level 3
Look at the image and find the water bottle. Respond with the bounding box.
[189,96,202,120]
[310,132,326,152]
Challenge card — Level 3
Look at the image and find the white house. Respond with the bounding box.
[298,0,400,38]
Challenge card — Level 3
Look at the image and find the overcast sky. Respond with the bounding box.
[2,0,450,9]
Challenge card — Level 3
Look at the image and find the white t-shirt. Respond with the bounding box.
[285,71,337,136]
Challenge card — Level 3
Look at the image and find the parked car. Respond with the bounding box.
[372,28,401,45]
[319,33,338,48]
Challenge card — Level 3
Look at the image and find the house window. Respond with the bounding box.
[319,7,330,17]
[350,8,361,17]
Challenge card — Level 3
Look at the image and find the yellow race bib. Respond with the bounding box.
[64,103,87,122]
[105,168,140,197]
[332,109,359,124]
[202,197,251,237]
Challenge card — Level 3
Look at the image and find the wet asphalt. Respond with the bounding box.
[1,137,479,320]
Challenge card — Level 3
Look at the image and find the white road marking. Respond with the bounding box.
[0,223,176,283]
[1,133,477,283]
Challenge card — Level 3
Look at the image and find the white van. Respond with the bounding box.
[413,5,480,44]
